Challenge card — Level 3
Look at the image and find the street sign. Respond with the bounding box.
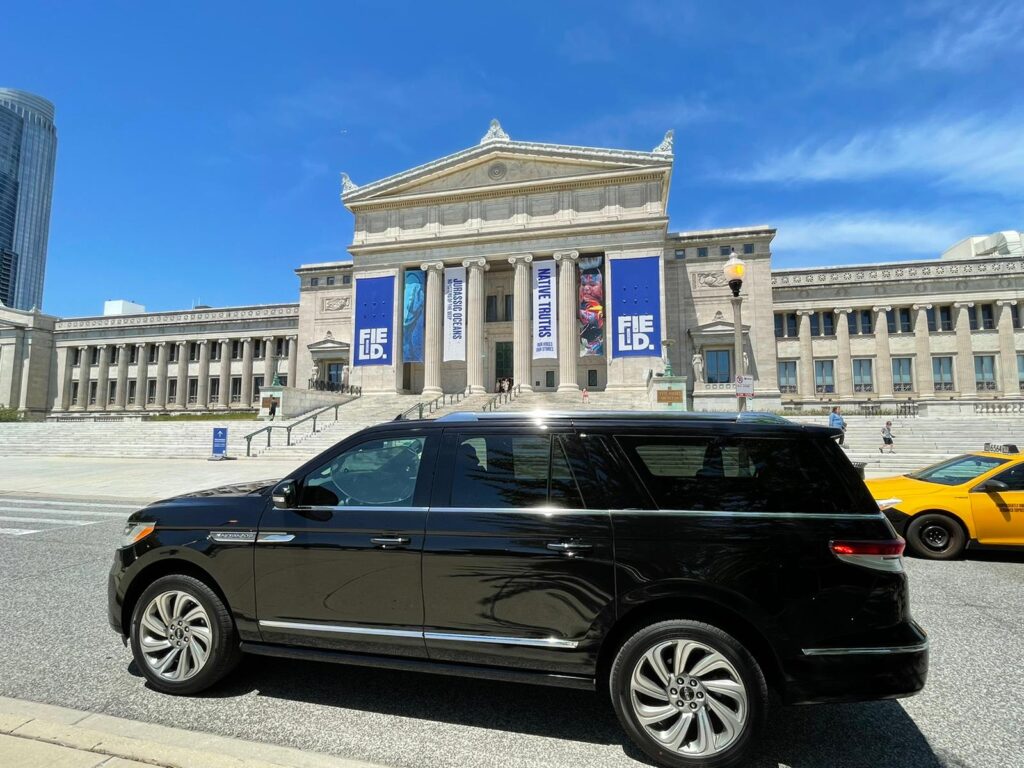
[657,389,684,403]
[212,427,228,457]
[735,375,754,398]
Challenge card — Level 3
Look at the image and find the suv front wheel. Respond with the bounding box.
[609,619,767,768]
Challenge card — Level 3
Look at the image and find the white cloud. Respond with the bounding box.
[738,114,1024,193]
[911,1,1024,71]
[771,211,969,263]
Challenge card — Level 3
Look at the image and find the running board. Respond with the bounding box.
[239,641,595,691]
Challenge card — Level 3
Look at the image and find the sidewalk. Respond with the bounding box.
[0,696,381,768]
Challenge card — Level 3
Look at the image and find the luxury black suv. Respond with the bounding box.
[109,411,928,768]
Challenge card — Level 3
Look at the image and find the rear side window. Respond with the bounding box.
[447,433,583,509]
[616,434,861,514]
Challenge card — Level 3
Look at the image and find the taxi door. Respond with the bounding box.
[970,463,1024,545]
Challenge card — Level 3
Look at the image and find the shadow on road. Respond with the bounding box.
[180,656,944,767]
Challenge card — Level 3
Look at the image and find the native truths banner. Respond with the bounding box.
[610,257,662,358]
[577,255,605,357]
[532,259,557,359]
[353,275,395,366]
[443,265,466,361]
[402,269,425,363]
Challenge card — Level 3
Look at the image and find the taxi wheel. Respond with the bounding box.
[906,513,965,560]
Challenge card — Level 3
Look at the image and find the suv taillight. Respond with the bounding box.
[830,539,905,572]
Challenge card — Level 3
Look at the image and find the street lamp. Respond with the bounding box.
[723,250,747,412]
[661,338,675,377]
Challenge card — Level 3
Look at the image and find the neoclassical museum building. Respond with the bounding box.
[1,121,1022,418]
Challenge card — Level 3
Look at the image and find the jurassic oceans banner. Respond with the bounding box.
[352,275,395,366]
[577,255,605,357]
[402,269,425,363]
[531,259,557,359]
[443,265,466,362]
[610,257,662,358]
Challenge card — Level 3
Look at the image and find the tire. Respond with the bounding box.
[905,513,966,560]
[130,574,241,695]
[609,620,767,768]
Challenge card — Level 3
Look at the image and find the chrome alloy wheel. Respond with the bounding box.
[629,639,748,757]
[139,590,212,682]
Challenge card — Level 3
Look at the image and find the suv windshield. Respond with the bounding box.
[907,454,1009,486]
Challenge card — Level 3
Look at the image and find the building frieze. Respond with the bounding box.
[55,304,299,332]
[771,257,1022,288]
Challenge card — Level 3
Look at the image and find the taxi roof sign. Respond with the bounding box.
[984,443,1019,455]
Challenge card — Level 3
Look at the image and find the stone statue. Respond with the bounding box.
[653,129,674,155]
[691,352,704,381]
[310,364,319,382]
[480,118,511,144]
[743,351,750,374]
[341,173,358,194]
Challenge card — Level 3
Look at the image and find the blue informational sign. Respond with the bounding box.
[610,257,662,358]
[402,270,425,363]
[353,275,395,366]
[212,427,228,456]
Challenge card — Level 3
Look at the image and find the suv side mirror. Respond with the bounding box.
[974,479,1009,493]
[272,479,297,509]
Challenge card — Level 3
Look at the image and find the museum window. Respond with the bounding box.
[1013,304,1021,329]
[326,276,335,286]
[126,380,137,405]
[71,381,80,406]
[90,347,100,365]
[886,307,913,334]
[110,347,119,365]
[486,295,498,322]
[231,340,242,360]
[230,377,242,403]
[146,380,157,405]
[674,249,686,259]
[974,355,997,391]
[974,303,995,331]
[719,246,731,256]
[892,358,914,392]
[209,378,220,404]
[545,371,555,388]
[938,305,953,331]
[933,357,954,392]
[210,344,221,362]
[742,243,755,255]
[342,274,352,285]
[188,342,199,361]
[187,378,198,404]
[847,309,873,335]
[813,360,835,394]
[167,380,177,404]
[706,349,732,384]
[697,247,708,258]
[809,311,834,337]
[168,344,178,363]
[148,345,158,364]
[588,369,598,387]
[108,381,117,405]
[775,311,801,338]
[88,381,97,405]
[853,359,873,392]
[254,339,264,359]
[129,346,138,364]
[310,277,319,287]
[774,314,784,338]
[278,374,288,387]
[778,360,797,393]
[1018,355,1024,391]
[253,376,264,399]
[504,294,514,322]
[276,338,287,357]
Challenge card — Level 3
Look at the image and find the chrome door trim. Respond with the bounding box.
[802,640,929,656]
[256,532,296,543]
[208,531,257,544]
[258,620,422,639]
[256,620,579,649]
[424,631,579,649]
[627,510,886,521]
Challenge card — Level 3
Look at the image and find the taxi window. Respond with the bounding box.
[992,463,1024,491]
[907,454,1009,486]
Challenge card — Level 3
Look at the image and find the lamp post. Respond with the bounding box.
[661,338,675,377]
[723,250,747,412]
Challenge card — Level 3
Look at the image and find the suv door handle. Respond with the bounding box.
[371,536,411,548]
[547,541,593,553]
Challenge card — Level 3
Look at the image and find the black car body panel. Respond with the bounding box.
[109,412,928,705]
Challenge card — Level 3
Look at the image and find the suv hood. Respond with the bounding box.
[159,479,278,502]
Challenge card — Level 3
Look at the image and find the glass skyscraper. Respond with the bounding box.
[0,88,57,310]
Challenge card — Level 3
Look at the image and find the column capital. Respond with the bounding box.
[953,301,975,309]
[553,250,579,263]
[176,340,187,348]
[911,303,932,311]
[834,307,854,315]
[263,336,275,343]
[288,334,298,341]
[507,253,533,266]
[154,341,167,348]
[78,345,89,352]
[796,309,816,317]
[996,299,1018,307]
[198,339,209,347]
[462,257,489,270]
[219,338,232,344]
[420,261,445,273]
[871,305,892,313]
[115,343,127,350]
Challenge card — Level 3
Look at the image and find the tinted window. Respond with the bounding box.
[301,437,426,506]
[449,433,582,508]
[616,435,858,514]
[993,463,1024,491]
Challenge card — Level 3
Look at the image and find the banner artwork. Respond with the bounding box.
[353,275,395,366]
[443,265,466,361]
[532,259,557,359]
[577,255,604,357]
[402,269,425,363]
[610,257,662,359]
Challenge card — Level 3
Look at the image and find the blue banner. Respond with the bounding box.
[402,270,425,363]
[610,257,662,358]
[212,428,228,456]
[353,275,395,366]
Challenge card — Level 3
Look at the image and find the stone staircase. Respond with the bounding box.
[489,388,647,412]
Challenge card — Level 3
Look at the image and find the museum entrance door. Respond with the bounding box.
[494,341,513,389]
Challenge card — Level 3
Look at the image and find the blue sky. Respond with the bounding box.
[6,0,1023,316]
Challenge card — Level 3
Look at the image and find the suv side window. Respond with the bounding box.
[447,432,583,508]
[616,434,855,514]
[300,436,427,507]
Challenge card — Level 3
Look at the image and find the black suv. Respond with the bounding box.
[109,411,928,768]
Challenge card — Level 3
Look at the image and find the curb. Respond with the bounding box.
[0,696,383,768]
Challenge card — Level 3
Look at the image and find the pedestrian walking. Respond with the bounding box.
[268,398,277,421]
[582,387,590,405]
[880,421,895,454]
[829,406,848,447]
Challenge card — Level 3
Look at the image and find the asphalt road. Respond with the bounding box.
[0,492,1021,768]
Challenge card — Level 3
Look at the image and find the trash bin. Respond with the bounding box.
[852,461,866,480]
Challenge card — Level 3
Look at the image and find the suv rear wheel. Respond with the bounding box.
[609,619,767,768]
[905,512,966,560]
[130,574,241,694]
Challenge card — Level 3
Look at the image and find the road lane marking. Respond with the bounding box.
[0,498,141,509]
[0,528,43,536]
[0,515,100,526]
[0,506,127,518]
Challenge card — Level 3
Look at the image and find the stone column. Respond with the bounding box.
[996,300,1019,394]
[197,340,211,408]
[218,339,232,408]
[912,304,932,398]
[421,261,445,398]
[286,335,298,387]
[241,339,254,406]
[954,302,976,395]
[872,306,893,397]
[554,250,579,392]
[154,342,169,409]
[169,342,187,409]
[263,336,277,385]
[463,258,489,393]
[55,347,75,411]
[114,344,129,409]
[509,253,533,392]
[72,346,90,410]
[797,310,814,398]
[91,345,111,411]
[834,308,853,398]
[132,344,148,410]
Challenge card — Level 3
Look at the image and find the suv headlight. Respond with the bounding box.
[121,522,155,548]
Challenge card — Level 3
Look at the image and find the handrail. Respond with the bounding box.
[395,391,466,421]
[482,384,522,412]
[307,379,362,395]
[243,391,360,456]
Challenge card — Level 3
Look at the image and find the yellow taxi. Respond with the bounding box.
[865,443,1024,560]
